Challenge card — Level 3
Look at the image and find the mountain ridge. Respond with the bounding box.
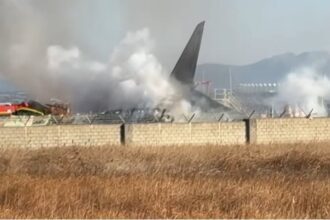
[196,51,330,89]
[1,51,330,92]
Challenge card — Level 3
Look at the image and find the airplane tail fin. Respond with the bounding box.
[170,21,205,86]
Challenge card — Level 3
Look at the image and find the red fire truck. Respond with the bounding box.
[0,102,30,116]
[0,100,70,116]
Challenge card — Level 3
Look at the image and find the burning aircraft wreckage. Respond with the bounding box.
[92,21,246,124]
[14,20,330,126]
[0,21,248,126]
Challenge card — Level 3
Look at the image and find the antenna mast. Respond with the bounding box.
[229,67,233,95]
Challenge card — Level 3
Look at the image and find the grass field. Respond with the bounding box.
[0,143,330,218]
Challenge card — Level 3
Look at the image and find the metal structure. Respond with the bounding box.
[171,21,205,86]
[167,21,247,120]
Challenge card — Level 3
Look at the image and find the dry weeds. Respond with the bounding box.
[0,143,330,218]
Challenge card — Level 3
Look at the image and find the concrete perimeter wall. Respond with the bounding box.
[250,118,330,144]
[1,118,330,148]
[0,125,121,148]
[125,122,247,146]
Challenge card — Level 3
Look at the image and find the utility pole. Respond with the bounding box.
[229,67,233,95]
[202,71,205,94]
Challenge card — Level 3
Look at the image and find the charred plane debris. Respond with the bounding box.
[92,108,174,124]
[0,21,248,125]
[92,21,246,123]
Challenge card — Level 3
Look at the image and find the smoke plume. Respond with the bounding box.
[0,1,200,116]
[109,28,177,109]
[2,25,191,116]
[270,68,330,116]
[45,28,183,113]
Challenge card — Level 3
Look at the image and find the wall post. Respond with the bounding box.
[244,119,257,145]
[120,123,126,145]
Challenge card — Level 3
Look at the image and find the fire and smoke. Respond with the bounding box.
[46,28,197,116]
[109,28,176,109]
[0,2,192,116]
[0,1,203,118]
[270,68,330,116]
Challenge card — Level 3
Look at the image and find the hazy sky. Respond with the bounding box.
[1,0,330,69]
[120,0,330,66]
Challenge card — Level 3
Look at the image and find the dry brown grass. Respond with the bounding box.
[1,143,330,218]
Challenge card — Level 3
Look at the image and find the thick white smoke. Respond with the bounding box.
[47,46,107,73]
[270,68,330,116]
[0,1,199,117]
[43,28,193,116]
[109,28,176,108]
